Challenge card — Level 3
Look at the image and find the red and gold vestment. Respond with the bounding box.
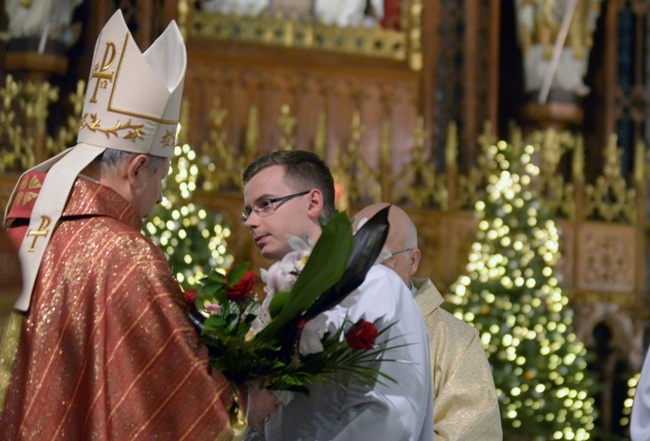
[1,176,242,440]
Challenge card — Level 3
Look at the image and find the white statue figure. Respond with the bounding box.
[5,0,83,49]
[199,0,384,28]
[515,0,603,98]
[200,0,270,16]
[314,0,384,28]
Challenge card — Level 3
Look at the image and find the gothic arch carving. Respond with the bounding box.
[573,301,643,370]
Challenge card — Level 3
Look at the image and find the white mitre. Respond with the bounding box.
[4,9,187,312]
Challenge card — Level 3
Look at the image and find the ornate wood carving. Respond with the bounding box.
[578,223,637,293]
[0,1,646,435]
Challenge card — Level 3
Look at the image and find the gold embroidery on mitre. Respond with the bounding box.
[14,175,42,207]
[104,32,180,125]
[161,129,176,148]
[90,40,117,103]
[79,113,145,142]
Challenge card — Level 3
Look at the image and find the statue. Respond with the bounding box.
[314,0,384,28]
[515,0,603,99]
[199,0,270,16]
[198,0,385,27]
[5,0,83,50]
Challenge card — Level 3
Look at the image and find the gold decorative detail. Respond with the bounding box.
[277,104,296,150]
[634,140,644,186]
[378,117,394,202]
[190,9,417,69]
[0,75,59,171]
[177,0,190,40]
[13,174,42,207]
[572,134,584,184]
[90,41,117,104]
[394,116,446,209]
[162,129,177,148]
[79,113,145,141]
[527,128,577,219]
[331,111,380,205]
[585,134,636,223]
[201,100,231,192]
[445,120,458,169]
[313,111,327,159]
[579,226,636,292]
[245,105,261,159]
[191,98,641,227]
[457,123,498,208]
[46,80,86,156]
[408,0,424,71]
[26,215,52,252]
[200,99,262,192]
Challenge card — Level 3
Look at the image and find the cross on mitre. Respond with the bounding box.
[77,10,186,157]
[4,9,187,311]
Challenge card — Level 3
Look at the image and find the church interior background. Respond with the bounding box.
[0,0,649,439]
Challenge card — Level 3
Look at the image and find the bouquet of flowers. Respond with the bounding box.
[187,206,401,394]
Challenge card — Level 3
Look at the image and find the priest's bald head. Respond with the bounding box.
[353,203,421,285]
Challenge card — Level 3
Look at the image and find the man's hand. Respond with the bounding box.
[246,381,282,432]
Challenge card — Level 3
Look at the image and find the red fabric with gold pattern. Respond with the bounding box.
[1,178,238,440]
[6,171,46,221]
[4,171,46,250]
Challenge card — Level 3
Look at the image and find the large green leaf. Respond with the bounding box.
[205,268,226,284]
[197,282,226,305]
[269,291,291,318]
[255,211,353,342]
[226,262,250,285]
[302,205,390,320]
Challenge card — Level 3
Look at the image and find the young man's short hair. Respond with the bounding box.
[242,150,336,217]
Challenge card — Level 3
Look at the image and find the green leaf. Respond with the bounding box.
[203,315,227,333]
[205,268,226,284]
[235,321,253,338]
[269,291,291,318]
[254,211,353,342]
[226,262,250,286]
[196,283,227,307]
[303,205,389,320]
[224,314,239,335]
[197,283,220,299]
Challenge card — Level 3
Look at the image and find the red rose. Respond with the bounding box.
[345,319,378,350]
[226,270,257,302]
[183,289,197,306]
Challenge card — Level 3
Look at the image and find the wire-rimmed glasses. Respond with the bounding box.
[240,190,311,223]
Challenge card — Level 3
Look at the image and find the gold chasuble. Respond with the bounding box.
[1,177,242,440]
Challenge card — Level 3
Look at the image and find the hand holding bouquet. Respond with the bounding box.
[188,207,403,394]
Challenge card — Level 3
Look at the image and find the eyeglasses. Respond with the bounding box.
[240,190,310,222]
[387,248,413,259]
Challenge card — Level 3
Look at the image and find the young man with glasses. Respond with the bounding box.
[354,202,503,441]
[241,150,434,441]
[241,151,335,261]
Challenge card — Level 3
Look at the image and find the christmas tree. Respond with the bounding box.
[144,142,233,290]
[447,140,597,440]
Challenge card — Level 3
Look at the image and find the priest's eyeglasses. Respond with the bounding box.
[388,248,413,258]
[241,190,311,222]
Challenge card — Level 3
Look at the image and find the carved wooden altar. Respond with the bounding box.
[0,0,648,438]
